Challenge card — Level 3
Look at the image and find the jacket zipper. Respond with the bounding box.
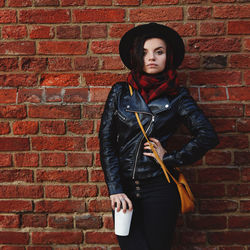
[132,114,155,179]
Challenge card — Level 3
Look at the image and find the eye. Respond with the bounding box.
[156,50,164,55]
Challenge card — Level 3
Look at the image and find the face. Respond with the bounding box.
[143,38,167,74]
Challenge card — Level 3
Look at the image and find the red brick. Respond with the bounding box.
[212,0,235,2]
[29,105,80,119]
[32,137,84,151]
[234,152,250,165]
[180,232,207,244]
[228,87,250,101]
[0,154,12,167]
[200,200,238,214]
[57,25,80,39]
[0,0,3,6]
[0,74,37,87]
[103,215,113,229]
[89,87,110,102]
[167,23,197,37]
[205,151,231,165]
[199,104,243,118]
[38,41,87,55]
[18,89,43,103]
[198,168,239,182]
[21,57,47,72]
[64,88,88,103]
[48,57,72,71]
[73,9,125,22]
[14,153,38,167]
[13,121,38,135]
[85,232,117,244]
[0,10,16,23]
[208,231,250,245]
[228,216,250,229]
[2,247,26,250]
[40,121,65,135]
[27,247,52,250]
[41,153,66,167]
[0,58,18,71]
[0,169,33,182]
[0,232,29,244]
[0,185,43,198]
[76,215,102,229]
[0,89,16,104]
[192,184,225,198]
[67,153,93,167]
[200,22,225,36]
[0,41,35,55]
[241,200,250,212]
[45,88,62,102]
[30,25,55,39]
[228,21,250,35]
[91,40,119,54]
[82,25,107,39]
[219,248,243,250]
[237,119,250,132]
[188,38,240,52]
[0,138,29,151]
[214,5,250,19]
[218,135,249,149]
[90,170,105,182]
[34,0,59,6]
[0,215,20,228]
[45,186,69,198]
[48,216,73,228]
[245,39,250,51]
[246,105,250,116]
[109,24,134,38]
[86,0,112,5]
[35,200,85,213]
[142,0,176,4]
[211,119,236,133]
[0,200,32,213]
[83,72,126,86]
[20,9,70,23]
[67,120,93,135]
[36,169,87,183]
[129,7,183,22]
[187,215,226,229]
[180,55,200,69]
[22,214,47,228]
[82,104,104,119]
[188,6,212,20]
[200,87,227,101]
[32,232,83,244]
[74,57,99,71]
[230,54,250,68]
[2,25,27,39]
[41,73,80,86]
[227,184,250,197]
[88,199,111,212]
[8,0,32,6]
[100,185,109,197]
[244,70,250,84]
[72,185,98,197]
[61,0,85,5]
[87,137,99,151]
[101,56,124,70]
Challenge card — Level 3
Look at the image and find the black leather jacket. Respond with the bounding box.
[99,82,219,195]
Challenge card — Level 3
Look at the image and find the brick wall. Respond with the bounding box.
[0,0,249,249]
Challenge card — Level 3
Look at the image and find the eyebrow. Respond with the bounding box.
[143,46,166,51]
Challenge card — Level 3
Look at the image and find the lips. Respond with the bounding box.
[147,64,158,67]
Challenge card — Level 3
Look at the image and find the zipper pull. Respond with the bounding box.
[152,116,155,122]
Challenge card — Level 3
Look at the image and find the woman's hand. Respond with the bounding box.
[143,137,167,161]
[110,193,133,213]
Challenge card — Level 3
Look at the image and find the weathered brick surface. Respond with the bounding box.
[0,2,249,249]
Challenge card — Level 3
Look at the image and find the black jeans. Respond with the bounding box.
[116,175,181,250]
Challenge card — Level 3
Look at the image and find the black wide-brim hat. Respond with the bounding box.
[119,22,185,70]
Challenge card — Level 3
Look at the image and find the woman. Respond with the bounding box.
[99,23,219,250]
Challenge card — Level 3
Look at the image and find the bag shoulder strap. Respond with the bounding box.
[128,84,179,185]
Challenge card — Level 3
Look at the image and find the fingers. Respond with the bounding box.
[110,193,133,213]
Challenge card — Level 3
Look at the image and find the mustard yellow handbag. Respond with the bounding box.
[129,84,195,214]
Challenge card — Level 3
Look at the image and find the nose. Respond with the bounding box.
[147,52,155,61]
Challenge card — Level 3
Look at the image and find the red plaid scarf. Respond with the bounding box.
[127,69,179,104]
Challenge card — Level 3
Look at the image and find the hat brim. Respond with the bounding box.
[119,23,185,70]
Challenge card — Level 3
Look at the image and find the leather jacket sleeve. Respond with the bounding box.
[163,94,219,167]
[99,84,124,195]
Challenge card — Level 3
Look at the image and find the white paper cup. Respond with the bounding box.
[114,208,133,236]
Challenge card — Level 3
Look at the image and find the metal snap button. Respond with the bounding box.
[165,104,169,108]
[127,105,130,109]
[135,180,140,185]
[136,186,140,191]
